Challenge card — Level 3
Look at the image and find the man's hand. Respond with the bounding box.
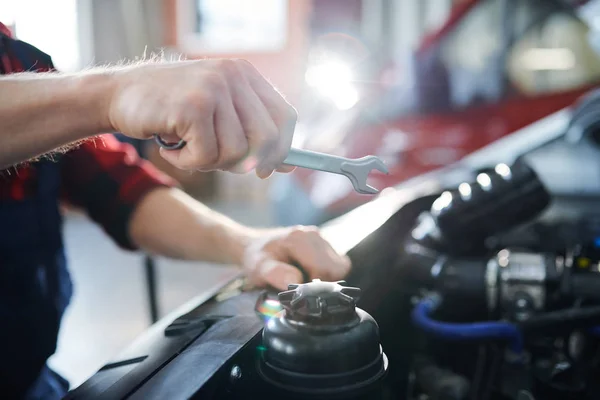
[109,59,297,179]
[1,56,298,172]
[242,226,352,291]
[129,188,350,291]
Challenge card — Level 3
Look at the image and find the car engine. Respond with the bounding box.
[67,93,600,400]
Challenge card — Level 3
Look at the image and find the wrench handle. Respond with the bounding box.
[154,139,348,176]
[282,148,346,173]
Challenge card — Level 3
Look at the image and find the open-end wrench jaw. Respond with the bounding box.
[340,156,389,195]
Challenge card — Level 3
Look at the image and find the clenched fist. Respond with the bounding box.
[108,59,297,179]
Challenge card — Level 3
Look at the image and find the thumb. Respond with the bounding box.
[261,261,303,291]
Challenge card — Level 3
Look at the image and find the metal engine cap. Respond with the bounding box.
[277,279,361,321]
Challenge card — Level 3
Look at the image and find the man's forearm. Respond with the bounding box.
[0,72,114,168]
[128,187,259,266]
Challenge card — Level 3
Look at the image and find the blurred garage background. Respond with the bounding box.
[2,0,600,389]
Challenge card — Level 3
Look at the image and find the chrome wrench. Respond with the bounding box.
[154,135,388,194]
[282,148,388,194]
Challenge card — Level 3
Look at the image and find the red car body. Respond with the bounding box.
[272,0,600,224]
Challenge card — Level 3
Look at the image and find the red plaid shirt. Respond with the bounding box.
[0,22,177,249]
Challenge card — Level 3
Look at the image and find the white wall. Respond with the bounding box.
[0,0,80,71]
[90,0,167,64]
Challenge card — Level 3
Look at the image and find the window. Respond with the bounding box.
[439,0,508,107]
[0,0,80,71]
[181,0,288,53]
[435,0,600,106]
[507,4,600,94]
[0,1,17,33]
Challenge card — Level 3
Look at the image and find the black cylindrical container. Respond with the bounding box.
[258,280,388,399]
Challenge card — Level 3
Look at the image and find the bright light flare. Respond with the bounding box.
[305,60,359,110]
[305,61,352,87]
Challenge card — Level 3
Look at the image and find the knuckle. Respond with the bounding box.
[309,231,322,241]
[235,58,254,72]
[202,71,227,93]
[287,104,298,123]
[305,225,320,233]
[183,92,214,114]
[217,59,242,77]
[287,226,307,240]
[271,103,297,131]
[167,101,199,132]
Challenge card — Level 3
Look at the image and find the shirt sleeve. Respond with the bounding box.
[60,134,179,250]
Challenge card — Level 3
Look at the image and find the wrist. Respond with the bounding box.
[216,224,262,266]
[71,70,118,133]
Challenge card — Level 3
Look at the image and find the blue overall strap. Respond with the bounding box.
[0,161,72,400]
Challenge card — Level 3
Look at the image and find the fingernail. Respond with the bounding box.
[256,167,274,179]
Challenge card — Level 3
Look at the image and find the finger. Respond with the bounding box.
[280,231,348,282]
[159,125,218,170]
[311,233,352,279]
[240,61,297,171]
[212,85,249,171]
[227,67,279,179]
[304,232,350,280]
[276,165,296,173]
[159,97,219,170]
[258,259,303,291]
[338,254,352,279]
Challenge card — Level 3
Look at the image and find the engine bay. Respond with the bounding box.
[66,92,600,400]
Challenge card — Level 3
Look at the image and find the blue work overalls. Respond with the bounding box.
[0,160,73,399]
[0,33,73,398]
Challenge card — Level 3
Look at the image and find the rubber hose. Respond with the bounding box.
[412,296,523,353]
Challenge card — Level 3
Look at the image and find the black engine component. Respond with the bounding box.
[258,280,388,399]
[410,158,551,256]
[411,355,470,400]
[398,151,600,399]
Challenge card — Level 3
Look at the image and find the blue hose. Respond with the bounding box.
[590,326,600,336]
[412,296,524,353]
